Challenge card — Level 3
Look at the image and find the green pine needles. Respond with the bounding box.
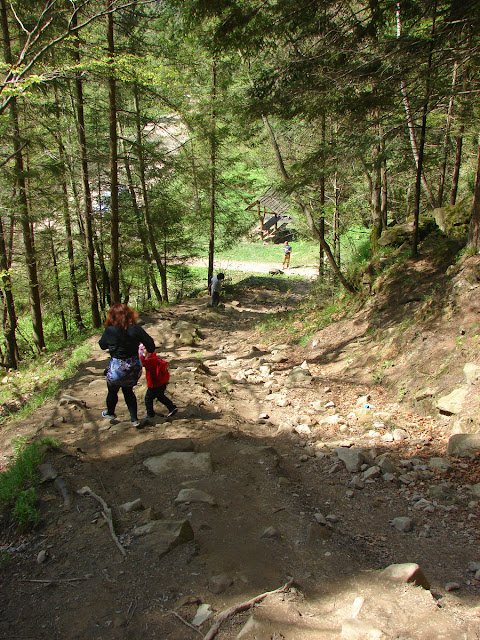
[0,437,59,532]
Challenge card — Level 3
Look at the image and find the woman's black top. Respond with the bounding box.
[99,324,155,359]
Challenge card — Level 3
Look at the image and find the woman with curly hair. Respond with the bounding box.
[99,303,155,427]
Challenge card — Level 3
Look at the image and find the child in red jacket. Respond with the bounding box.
[139,347,177,419]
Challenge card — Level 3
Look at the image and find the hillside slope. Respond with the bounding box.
[0,248,479,640]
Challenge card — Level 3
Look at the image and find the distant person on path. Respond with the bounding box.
[99,303,155,428]
[210,272,225,307]
[139,347,177,419]
[282,241,292,268]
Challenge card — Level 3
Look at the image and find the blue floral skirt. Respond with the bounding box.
[106,356,142,387]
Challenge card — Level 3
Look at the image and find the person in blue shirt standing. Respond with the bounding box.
[282,241,292,268]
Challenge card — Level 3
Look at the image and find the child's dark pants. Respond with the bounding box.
[145,384,175,416]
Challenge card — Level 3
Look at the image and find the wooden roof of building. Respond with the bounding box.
[245,188,291,216]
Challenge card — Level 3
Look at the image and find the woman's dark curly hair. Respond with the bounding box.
[104,303,138,329]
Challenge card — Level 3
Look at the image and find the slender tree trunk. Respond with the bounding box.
[1,0,45,352]
[208,59,217,289]
[319,113,326,277]
[0,213,17,369]
[412,0,437,256]
[370,130,383,253]
[380,129,388,230]
[123,140,163,304]
[133,82,167,301]
[468,134,480,251]
[333,172,340,265]
[48,223,68,341]
[190,139,201,217]
[72,13,101,327]
[396,3,435,211]
[450,125,464,205]
[437,63,458,207]
[107,0,120,303]
[54,84,84,331]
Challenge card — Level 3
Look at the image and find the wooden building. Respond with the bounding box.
[246,188,292,241]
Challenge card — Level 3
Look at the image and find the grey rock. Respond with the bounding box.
[119,498,144,513]
[236,615,264,639]
[363,465,381,481]
[375,455,399,475]
[413,498,434,511]
[209,573,233,594]
[132,519,194,557]
[392,428,409,441]
[38,463,58,483]
[415,387,437,401]
[143,452,213,476]
[349,476,365,490]
[261,526,279,538]
[447,433,480,458]
[428,457,454,473]
[391,517,413,532]
[467,561,480,572]
[313,512,328,525]
[217,371,233,385]
[192,603,213,627]
[335,447,367,472]
[174,488,216,506]
[36,550,48,564]
[428,483,455,502]
[288,367,312,383]
[464,362,480,384]
[445,582,461,591]
[437,387,469,415]
[380,562,430,589]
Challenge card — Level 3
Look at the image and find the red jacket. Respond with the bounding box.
[140,353,169,388]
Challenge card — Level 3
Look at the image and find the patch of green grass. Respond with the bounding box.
[0,437,59,531]
[0,342,91,425]
[216,240,320,265]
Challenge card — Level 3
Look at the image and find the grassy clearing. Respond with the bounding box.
[216,240,320,265]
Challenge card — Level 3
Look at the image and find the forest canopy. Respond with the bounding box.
[1,0,480,369]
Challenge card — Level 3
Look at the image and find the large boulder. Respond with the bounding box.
[433,198,471,238]
[378,217,438,248]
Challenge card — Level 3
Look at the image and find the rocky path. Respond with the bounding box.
[0,282,479,640]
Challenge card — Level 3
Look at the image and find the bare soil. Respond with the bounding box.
[1,252,480,640]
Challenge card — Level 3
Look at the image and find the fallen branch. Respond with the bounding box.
[20,577,88,583]
[77,486,126,557]
[169,611,204,636]
[203,578,294,640]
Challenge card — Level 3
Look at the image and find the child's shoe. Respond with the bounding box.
[102,410,116,419]
[167,407,178,418]
[143,412,156,419]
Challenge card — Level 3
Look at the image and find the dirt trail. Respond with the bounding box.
[187,257,319,279]
[0,276,479,640]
